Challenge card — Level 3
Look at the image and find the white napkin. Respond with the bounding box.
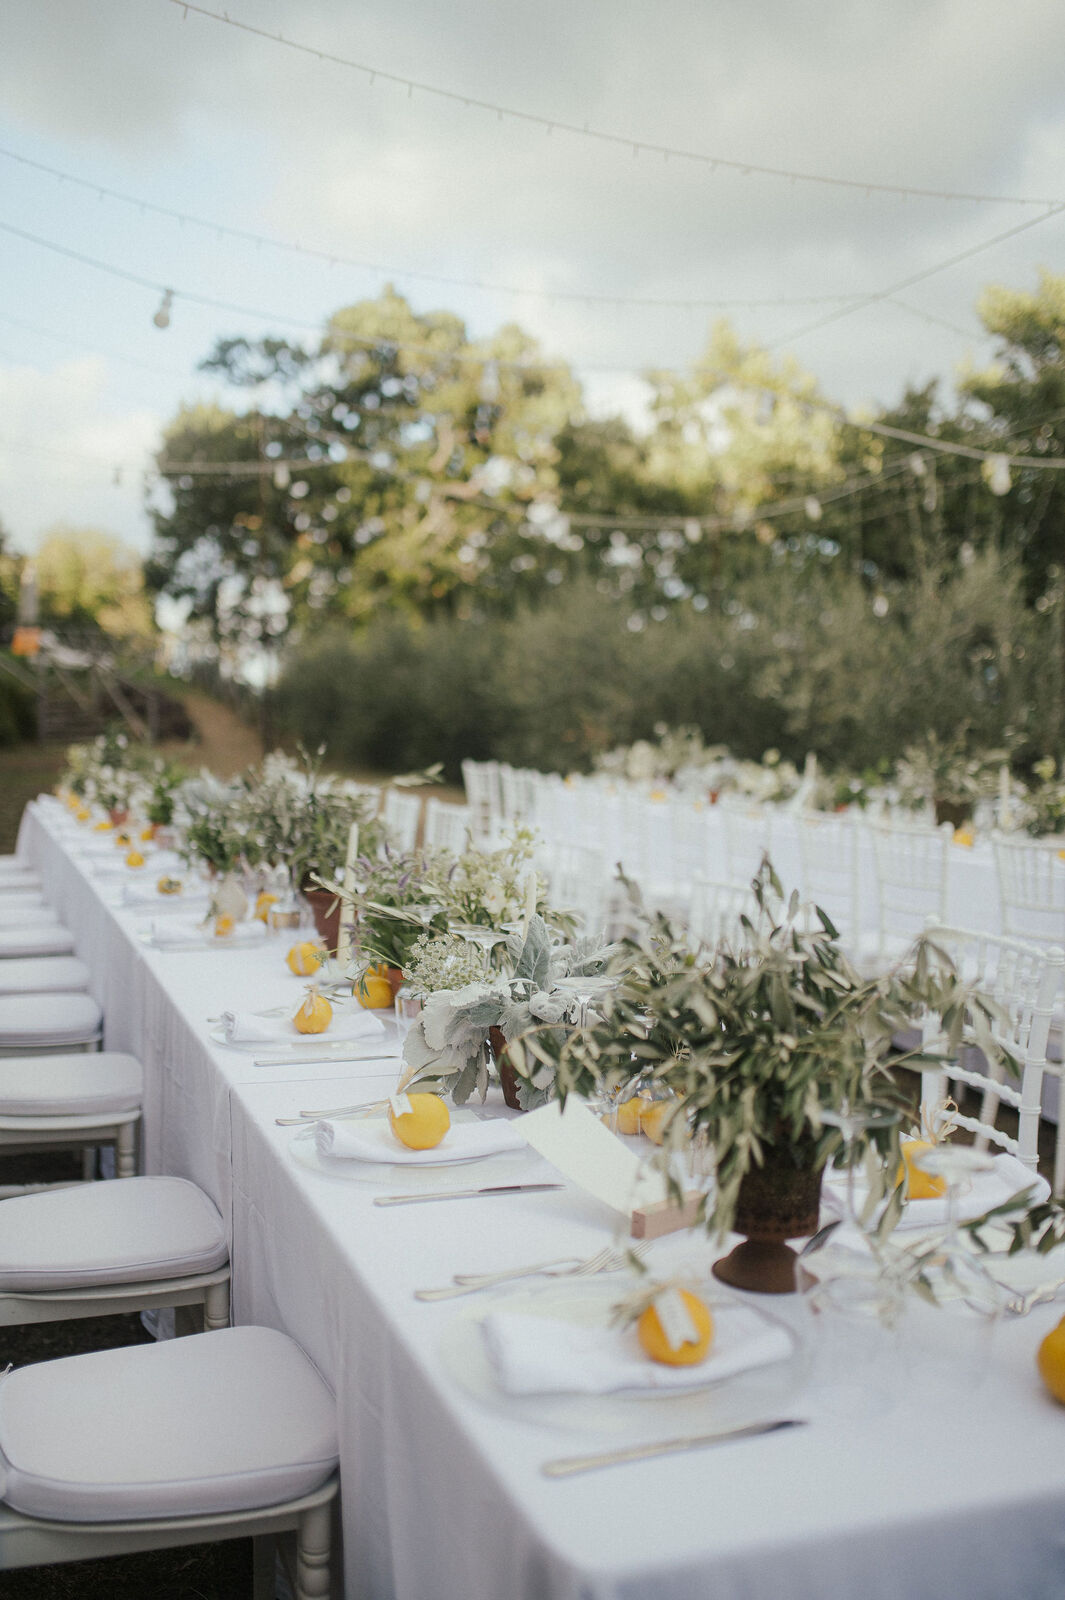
[481,1301,792,1395]
[822,1150,1050,1232]
[122,880,206,908]
[221,1006,385,1045]
[149,917,266,949]
[315,1115,527,1165]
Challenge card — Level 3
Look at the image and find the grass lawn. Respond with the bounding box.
[0,743,69,853]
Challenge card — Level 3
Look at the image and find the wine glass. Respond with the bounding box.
[818,1100,901,1241]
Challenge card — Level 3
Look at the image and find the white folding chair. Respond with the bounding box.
[537,841,613,937]
[380,788,423,851]
[0,1051,142,1195]
[688,876,757,950]
[423,798,472,855]
[0,1175,230,1332]
[461,759,504,846]
[919,920,1064,1188]
[0,1325,338,1600]
[0,993,101,1056]
[991,832,1065,949]
[720,801,773,889]
[865,816,952,971]
[0,903,60,927]
[0,925,76,960]
[797,812,862,955]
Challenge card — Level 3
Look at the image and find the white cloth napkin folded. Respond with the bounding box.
[481,1301,792,1395]
[315,1115,527,1165]
[221,1006,385,1045]
[822,1150,1050,1232]
[149,917,266,949]
[122,880,206,908]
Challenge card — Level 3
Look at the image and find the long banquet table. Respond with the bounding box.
[16,795,1065,1600]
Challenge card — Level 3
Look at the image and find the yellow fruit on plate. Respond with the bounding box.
[254,891,279,923]
[637,1291,714,1367]
[953,826,975,848]
[355,971,395,1009]
[389,1093,450,1150]
[157,877,182,896]
[140,825,156,842]
[286,941,325,976]
[214,914,236,938]
[294,988,332,1035]
[115,831,132,848]
[125,850,145,869]
[896,1139,947,1199]
[640,1098,685,1146]
[1037,1316,1065,1403]
[94,820,112,832]
[76,806,90,822]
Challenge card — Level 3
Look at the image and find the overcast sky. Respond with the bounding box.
[2,0,1064,554]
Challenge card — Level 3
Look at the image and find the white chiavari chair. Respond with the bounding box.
[865,816,952,971]
[991,831,1065,949]
[422,798,472,855]
[379,788,423,851]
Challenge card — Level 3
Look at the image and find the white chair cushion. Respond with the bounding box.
[0,892,46,910]
[0,870,40,893]
[0,1052,140,1116]
[0,957,91,996]
[0,905,58,927]
[0,1177,227,1290]
[0,993,101,1048]
[0,1325,338,1521]
[0,926,75,960]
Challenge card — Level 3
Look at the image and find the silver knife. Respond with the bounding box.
[541,1418,807,1477]
[374,1183,564,1207]
[253,1048,392,1067]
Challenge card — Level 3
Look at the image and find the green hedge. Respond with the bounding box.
[0,663,36,747]
[272,552,1060,780]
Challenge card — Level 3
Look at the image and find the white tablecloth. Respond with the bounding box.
[17,798,1065,1600]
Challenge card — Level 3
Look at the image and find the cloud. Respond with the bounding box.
[0,357,160,553]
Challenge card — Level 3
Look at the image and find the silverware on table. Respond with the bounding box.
[275,1099,388,1127]
[374,1183,564,1207]
[254,1047,391,1068]
[541,1418,807,1478]
[1005,1275,1065,1316]
[415,1243,648,1301]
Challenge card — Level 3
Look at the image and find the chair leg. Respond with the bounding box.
[295,1502,331,1600]
[252,1534,277,1600]
[1055,1116,1065,1201]
[115,1122,136,1178]
[203,1278,231,1331]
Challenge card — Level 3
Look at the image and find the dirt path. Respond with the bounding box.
[164,691,263,777]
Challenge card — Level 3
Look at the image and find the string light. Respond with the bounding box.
[164,0,1063,209]
[152,289,174,329]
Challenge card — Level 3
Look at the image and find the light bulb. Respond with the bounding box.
[153,289,173,330]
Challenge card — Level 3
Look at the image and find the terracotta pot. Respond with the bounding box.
[108,807,129,827]
[489,1024,522,1111]
[385,966,405,1001]
[934,798,971,829]
[713,1141,824,1295]
[303,886,342,956]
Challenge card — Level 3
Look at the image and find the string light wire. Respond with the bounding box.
[165,0,1063,209]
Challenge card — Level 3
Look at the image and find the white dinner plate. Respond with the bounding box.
[288,1109,545,1188]
[139,922,269,952]
[439,1275,806,1440]
[207,1005,388,1052]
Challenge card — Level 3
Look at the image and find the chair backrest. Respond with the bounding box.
[867,816,952,963]
[687,876,757,951]
[422,798,472,856]
[461,760,503,846]
[380,789,423,852]
[919,919,1065,1170]
[991,831,1065,949]
[537,841,612,937]
[719,802,773,889]
[796,813,861,946]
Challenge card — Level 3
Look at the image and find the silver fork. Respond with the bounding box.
[414,1243,647,1302]
[275,1098,387,1127]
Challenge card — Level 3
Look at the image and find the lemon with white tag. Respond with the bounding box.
[637,1289,714,1367]
[388,1093,450,1151]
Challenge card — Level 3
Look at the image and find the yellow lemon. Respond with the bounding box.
[115,831,132,848]
[157,876,182,896]
[140,825,156,842]
[94,820,112,832]
[389,1093,450,1150]
[953,827,975,848]
[125,850,145,869]
[356,972,395,1009]
[76,806,90,822]
[896,1139,948,1199]
[613,1095,649,1136]
[640,1098,686,1146]
[294,989,332,1035]
[1037,1316,1065,1403]
[637,1291,714,1367]
[286,941,325,976]
[254,891,279,923]
[214,914,236,938]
